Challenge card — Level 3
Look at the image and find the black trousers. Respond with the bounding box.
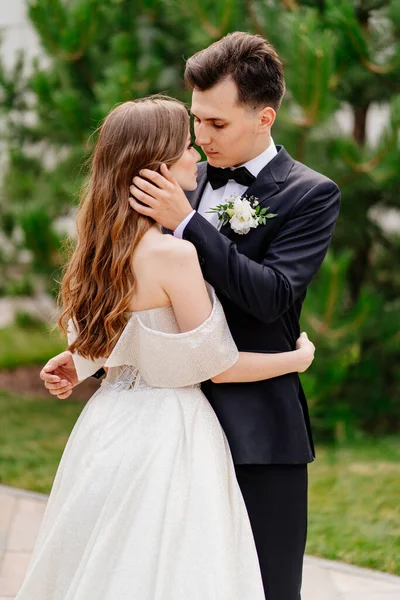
[235,464,308,600]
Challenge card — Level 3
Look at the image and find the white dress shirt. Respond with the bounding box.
[174,139,277,238]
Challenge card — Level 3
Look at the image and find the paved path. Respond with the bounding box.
[1,484,399,599]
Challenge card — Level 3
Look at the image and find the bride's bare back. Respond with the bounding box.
[128,225,212,333]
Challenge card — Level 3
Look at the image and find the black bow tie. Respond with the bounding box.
[207,163,256,190]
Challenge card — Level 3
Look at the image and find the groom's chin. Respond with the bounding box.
[206,155,228,168]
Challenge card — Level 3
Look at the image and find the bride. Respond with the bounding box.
[17,95,315,600]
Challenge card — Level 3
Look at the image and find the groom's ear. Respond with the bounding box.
[259,106,276,133]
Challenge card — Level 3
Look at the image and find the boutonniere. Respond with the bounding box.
[207,194,278,235]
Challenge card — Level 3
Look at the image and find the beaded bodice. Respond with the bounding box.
[102,306,187,392]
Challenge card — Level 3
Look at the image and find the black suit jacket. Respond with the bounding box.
[184,146,341,465]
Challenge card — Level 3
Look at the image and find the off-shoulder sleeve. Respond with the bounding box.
[67,319,106,382]
[104,287,239,388]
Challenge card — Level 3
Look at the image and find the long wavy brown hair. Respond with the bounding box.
[58,96,189,360]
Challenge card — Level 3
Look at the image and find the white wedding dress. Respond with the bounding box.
[16,287,265,600]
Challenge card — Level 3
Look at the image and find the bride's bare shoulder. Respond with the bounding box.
[159,234,197,258]
[134,227,197,267]
[129,227,200,311]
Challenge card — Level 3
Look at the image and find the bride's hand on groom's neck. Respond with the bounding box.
[129,164,193,231]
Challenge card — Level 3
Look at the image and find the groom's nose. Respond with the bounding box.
[194,124,212,147]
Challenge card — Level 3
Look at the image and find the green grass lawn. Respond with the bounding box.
[0,389,399,574]
[0,391,82,493]
[0,322,66,369]
[307,438,400,574]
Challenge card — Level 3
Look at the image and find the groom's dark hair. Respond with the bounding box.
[185,32,285,112]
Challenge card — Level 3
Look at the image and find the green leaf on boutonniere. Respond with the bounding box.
[256,206,278,226]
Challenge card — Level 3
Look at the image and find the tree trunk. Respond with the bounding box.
[353,105,368,146]
[349,245,370,303]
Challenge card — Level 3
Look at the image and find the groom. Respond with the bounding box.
[41,33,340,600]
[129,32,340,599]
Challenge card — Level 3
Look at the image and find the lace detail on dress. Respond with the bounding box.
[101,365,139,392]
[101,365,201,393]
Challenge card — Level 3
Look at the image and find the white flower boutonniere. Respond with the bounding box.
[208,194,278,235]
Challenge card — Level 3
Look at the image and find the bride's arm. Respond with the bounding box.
[160,238,213,332]
[161,239,315,384]
[211,333,314,384]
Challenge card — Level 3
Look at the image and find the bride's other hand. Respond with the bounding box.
[295,332,315,373]
[40,351,79,399]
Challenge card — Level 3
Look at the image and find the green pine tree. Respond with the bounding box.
[1,0,191,290]
[0,0,399,438]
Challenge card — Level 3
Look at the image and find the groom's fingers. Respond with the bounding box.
[131,176,160,196]
[159,163,177,185]
[137,168,172,190]
[129,183,159,207]
[129,196,154,217]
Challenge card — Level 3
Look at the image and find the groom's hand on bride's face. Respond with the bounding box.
[129,164,193,231]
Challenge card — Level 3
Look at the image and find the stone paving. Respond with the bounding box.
[0,484,399,599]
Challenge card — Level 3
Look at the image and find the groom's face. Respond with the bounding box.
[191,78,272,168]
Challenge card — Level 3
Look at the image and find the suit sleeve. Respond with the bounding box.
[183,180,340,324]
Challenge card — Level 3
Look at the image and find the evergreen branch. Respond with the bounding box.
[323,260,339,329]
[172,0,193,18]
[244,1,265,36]
[298,24,308,115]
[336,171,363,188]
[342,12,400,75]
[360,0,393,14]
[342,145,393,174]
[308,47,325,126]
[296,127,309,164]
[280,0,298,9]
[304,310,369,339]
[220,0,234,33]
[328,71,340,90]
[192,0,221,38]
[360,55,400,75]
[373,227,398,250]
[70,56,96,99]
[288,115,314,127]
